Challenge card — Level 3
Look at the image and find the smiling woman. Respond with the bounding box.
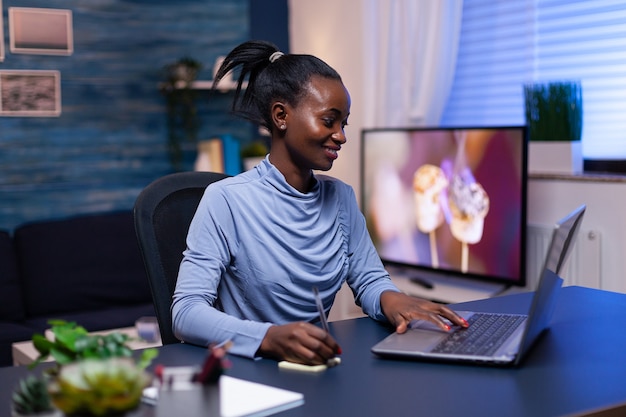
[172,40,352,364]
[270,74,350,181]
[171,40,468,368]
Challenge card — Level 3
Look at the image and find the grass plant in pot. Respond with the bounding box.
[28,320,158,417]
[523,80,583,174]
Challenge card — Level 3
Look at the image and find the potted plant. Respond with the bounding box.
[523,80,583,174]
[47,358,150,417]
[31,320,156,370]
[163,56,202,89]
[11,375,60,417]
[160,57,203,171]
[28,320,157,417]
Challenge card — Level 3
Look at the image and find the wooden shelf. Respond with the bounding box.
[191,80,247,90]
[160,79,247,92]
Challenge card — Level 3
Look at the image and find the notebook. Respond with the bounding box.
[146,374,304,417]
[371,204,586,366]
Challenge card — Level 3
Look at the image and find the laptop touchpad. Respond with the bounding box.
[409,311,473,332]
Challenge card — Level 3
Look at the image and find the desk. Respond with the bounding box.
[1,286,626,417]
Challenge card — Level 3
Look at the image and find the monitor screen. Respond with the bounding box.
[361,126,528,286]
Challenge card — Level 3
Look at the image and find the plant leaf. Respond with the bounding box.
[32,333,53,355]
[138,348,159,370]
[50,346,76,365]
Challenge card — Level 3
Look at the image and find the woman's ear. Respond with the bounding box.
[271,102,287,132]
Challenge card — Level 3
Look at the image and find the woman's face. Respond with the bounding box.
[281,75,351,172]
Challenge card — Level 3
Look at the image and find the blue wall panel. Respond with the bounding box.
[0,0,252,231]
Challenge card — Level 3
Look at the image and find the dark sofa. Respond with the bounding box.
[0,211,155,367]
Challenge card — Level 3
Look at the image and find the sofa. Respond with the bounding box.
[0,210,155,367]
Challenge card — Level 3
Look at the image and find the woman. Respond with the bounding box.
[172,40,467,365]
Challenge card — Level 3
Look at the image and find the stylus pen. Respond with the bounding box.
[312,286,330,334]
[313,286,343,365]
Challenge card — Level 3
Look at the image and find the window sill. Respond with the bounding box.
[530,171,626,183]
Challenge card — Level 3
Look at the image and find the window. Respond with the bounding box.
[441,0,626,164]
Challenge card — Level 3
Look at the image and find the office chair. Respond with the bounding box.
[133,171,230,344]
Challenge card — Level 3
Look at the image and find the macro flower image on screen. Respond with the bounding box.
[361,127,527,284]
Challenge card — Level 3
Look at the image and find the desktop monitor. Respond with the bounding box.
[361,126,528,287]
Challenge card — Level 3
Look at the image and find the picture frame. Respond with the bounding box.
[0,70,62,117]
[9,7,73,56]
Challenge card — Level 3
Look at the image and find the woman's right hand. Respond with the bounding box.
[257,322,342,365]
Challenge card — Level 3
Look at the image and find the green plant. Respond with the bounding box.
[161,57,203,171]
[12,375,55,415]
[27,321,158,416]
[48,358,150,417]
[241,140,269,158]
[30,320,158,371]
[163,56,202,86]
[524,81,583,142]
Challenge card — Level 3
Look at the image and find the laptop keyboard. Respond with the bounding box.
[432,313,526,356]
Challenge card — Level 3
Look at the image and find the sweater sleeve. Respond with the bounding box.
[342,185,401,322]
[171,185,272,358]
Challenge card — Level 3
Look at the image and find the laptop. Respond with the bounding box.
[371,204,586,366]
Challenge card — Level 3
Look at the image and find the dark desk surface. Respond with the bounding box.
[2,286,626,417]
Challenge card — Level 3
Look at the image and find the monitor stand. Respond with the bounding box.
[386,265,513,304]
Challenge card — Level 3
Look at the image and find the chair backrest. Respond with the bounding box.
[133,171,230,344]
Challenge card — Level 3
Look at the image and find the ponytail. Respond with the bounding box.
[213,40,341,131]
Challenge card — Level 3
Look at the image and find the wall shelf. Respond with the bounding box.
[160,79,247,92]
[190,80,247,90]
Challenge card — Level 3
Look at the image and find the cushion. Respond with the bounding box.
[0,230,25,321]
[24,303,156,334]
[0,321,37,367]
[14,211,152,317]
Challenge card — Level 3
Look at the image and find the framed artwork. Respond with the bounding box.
[0,0,4,61]
[0,70,62,117]
[9,7,73,55]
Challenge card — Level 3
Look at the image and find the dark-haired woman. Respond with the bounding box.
[172,40,467,366]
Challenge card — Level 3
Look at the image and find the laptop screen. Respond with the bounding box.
[361,126,528,286]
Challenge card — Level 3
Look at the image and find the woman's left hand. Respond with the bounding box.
[380,290,469,334]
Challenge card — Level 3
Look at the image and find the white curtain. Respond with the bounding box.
[363,0,463,127]
[289,0,463,128]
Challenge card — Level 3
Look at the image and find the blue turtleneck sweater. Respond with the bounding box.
[172,157,399,358]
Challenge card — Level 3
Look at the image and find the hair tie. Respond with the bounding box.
[269,51,284,63]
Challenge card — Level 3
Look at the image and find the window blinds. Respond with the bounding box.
[441,0,626,160]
